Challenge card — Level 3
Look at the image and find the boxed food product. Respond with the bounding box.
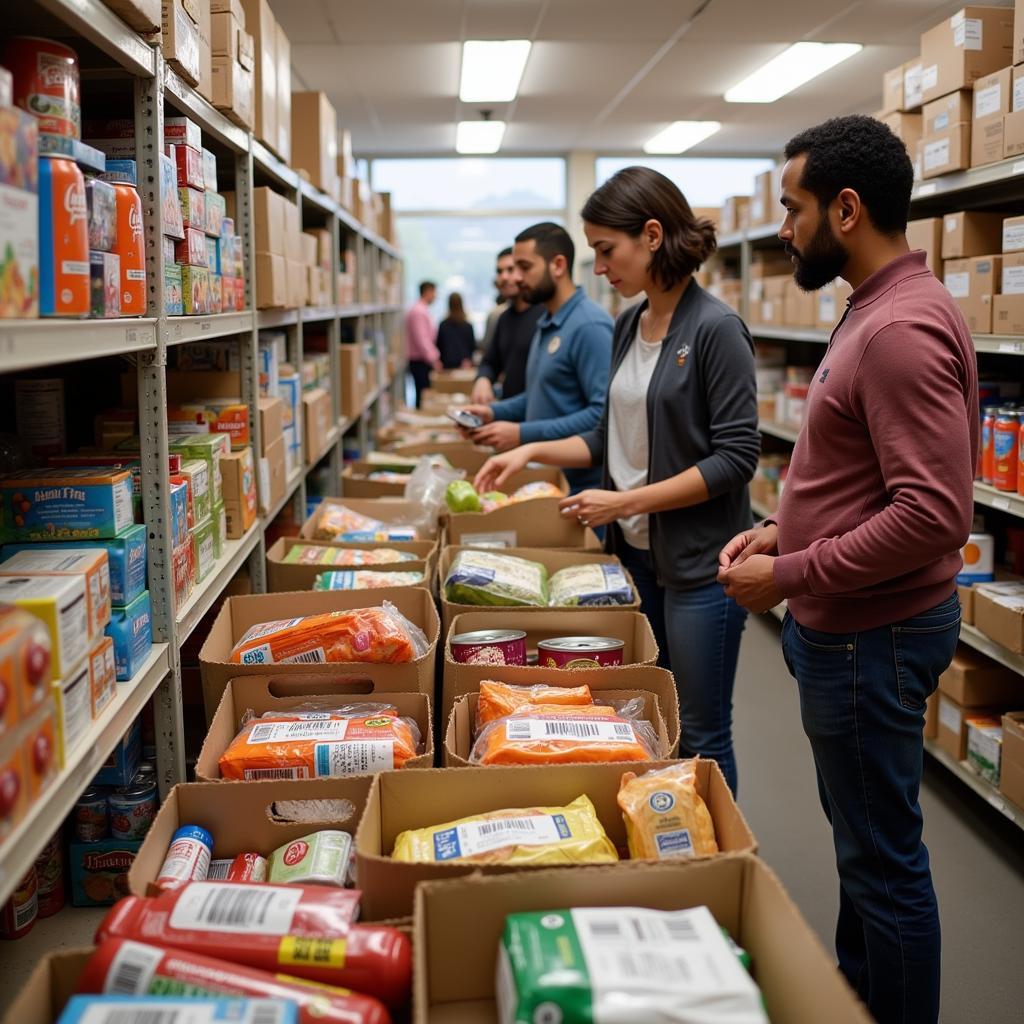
[68,838,142,906]
[0,606,52,733]
[164,262,184,314]
[169,479,189,546]
[0,575,92,678]
[22,699,59,799]
[967,715,1002,783]
[0,105,39,319]
[201,146,218,189]
[160,151,184,240]
[177,185,205,229]
[169,433,228,508]
[204,189,226,236]
[94,716,142,786]
[181,265,210,315]
[52,660,92,765]
[209,272,223,314]
[88,250,120,318]
[164,116,202,152]
[205,234,219,274]
[219,448,257,536]
[174,226,207,267]
[192,516,217,583]
[87,634,116,719]
[85,178,117,252]
[105,591,152,681]
[168,141,204,189]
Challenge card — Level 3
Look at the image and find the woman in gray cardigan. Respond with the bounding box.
[475,166,760,794]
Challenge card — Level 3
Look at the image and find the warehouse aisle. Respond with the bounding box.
[733,615,1024,1024]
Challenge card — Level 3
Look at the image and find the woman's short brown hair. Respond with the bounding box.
[581,166,717,290]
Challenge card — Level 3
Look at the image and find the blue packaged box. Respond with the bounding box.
[67,838,142,906]
[0,467,134,542]
[170,479,189,548]
[106,590,152,681]
[103,158,137,186]
[58,996,298,1023]
[94,716,141,785]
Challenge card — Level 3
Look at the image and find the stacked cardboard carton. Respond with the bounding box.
[239,0,290,161]
[210,0,255,129]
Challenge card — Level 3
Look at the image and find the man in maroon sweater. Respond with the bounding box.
[719,116,978,1024]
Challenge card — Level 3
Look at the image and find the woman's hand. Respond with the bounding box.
[558,489,632,529]
[474,446,533,492]
[470,378,495,404]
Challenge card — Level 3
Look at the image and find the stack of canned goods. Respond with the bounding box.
[74,762,159,843]
[450,630,626,669]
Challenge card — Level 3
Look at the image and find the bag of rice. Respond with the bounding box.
[444,550,549,607]
[549,563,633,607]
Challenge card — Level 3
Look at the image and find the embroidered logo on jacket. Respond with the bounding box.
[819,367,830,383]
[676,344,690,367]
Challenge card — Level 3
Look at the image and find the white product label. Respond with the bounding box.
[922,64,939,92]
[103,939,164,995]
[953,16,983,51]
[314,740,395,775]
[944,271,970,298]
[924,138,951,172]
[197,529,215,570]
[975,83,1002,119]
[258,456,270,510]
[934,112,951,132]
[158,837,211,886]
[58,589,90,671]
[279,647,326,665]
[239,618,302,643]
[127,269,146,281]
[761,300,773,322]
[62,260,89,276]
[169,882,302,934]
[449,815,566,858]
[460,530,517,548]
[62,667,92,753]
[945,217,958,234]
[939,698,962,734]
[818,295,837,322]
[504,718,636,743]
[1015,78,1024,113]
[905,65,924,106]
[1004,224,1024,252]
[1002,265,1024,294]
[79,1002,288,1024]
[248,720,350,743]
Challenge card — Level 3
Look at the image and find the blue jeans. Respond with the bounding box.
[780,593,960,1024]
[619,542,747,794]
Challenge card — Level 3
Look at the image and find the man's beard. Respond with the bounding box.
[787,213,849,291]
[522,266,556,304]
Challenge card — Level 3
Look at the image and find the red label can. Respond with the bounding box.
[2,37,81,139]
[993,408,1019,493]
[450,629,527,666]
[0,867,37,939]
[33,832,65,918]
[38,155,89,316]
[537,636,626,669]
[104,176,146,315]
[982,408,996,485]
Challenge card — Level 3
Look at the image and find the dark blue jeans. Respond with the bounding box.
[780,593,960,1024]
[619,542,747,794]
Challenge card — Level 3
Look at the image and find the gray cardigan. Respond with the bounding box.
[579,281,760,590]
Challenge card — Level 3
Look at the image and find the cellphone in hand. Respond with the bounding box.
[448,409,484,430]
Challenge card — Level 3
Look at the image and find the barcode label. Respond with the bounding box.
[77,1002,290,1024]
[280,647,327,665]
[169,882,302,934]
[434,813,569,860]
[248,720,349,744]
[504,718,636,743]
[243,767,308,780]
[314,740,394,776]
[207,859,233,880]
[104,939,164,995]
[13,890,36,930]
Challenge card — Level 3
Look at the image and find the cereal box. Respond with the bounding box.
[174,226,207,267]
[89,250,120,318]
[169,433,229,505]
[209,272,223,314]
[168,142,203,189]
[68,838,141,906]
[165,116,201,151]
[165,262,184,315]
[178,185,205,229]
[39,155,89,317]
[52,660,91,764]
[181,264,210,314]
[85,178,116,251]
[105,590,152,681]
[204,190,226,236]
[0,574,92,678]
[162,235,176,265]
[160,149,184,240]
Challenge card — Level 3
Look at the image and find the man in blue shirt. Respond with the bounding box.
[463,222,612,492]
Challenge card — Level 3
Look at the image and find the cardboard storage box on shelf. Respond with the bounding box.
[275,20,291,164]
[300,497,431,540]
[944,254,1000,331]
[259,433,286,514]
[412,854,873,1024]
[919,6,1014,105]
[783,278,816,327]
[291,91,337,195]
[907,217,944,273]
[256,252,287,308]
[258,395,284,450]
[748,169,775,227]
[302,386,332,464]
[943,210,1005,259]
[973,580,1024,652]
[340,345,368,416]
[882,63,906,113]
[195,0,213,102]
[266,536,438,592]
[195,673,434,780]
[939,647,1023,706]
[1000,711,1024,807]
[445,499,601,550]
[240,0,276,151]
[921,123,971,177]
[103,0,161,32]
[815,279,853,329]
[719,195,750,235]
[198,585,440,716]
[438,546,640,634]
[211,21,255,129]
[880,111,923,155]
[904,58,925,111]
[937,692,1002,760]
[160,0,203,85]
[923,90,972,136]
[972,66,1012,166]
[354,760,755,921]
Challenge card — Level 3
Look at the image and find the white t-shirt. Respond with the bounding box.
[607,320,662,549]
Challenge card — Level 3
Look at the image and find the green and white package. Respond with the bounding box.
[444,550,549,607]
[267,829,353,887]
[497,905,767,1024]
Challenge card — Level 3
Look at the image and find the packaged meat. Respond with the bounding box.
[443,550,549,607]
[313,570,423,591]
[509,480,564,502]
[95,884,411,1006]
[548,563,634,607]
[617,760,719,860]
[470,704,658,766]
[77,937,391,1024]
[58,995,299,1024]
[391,794,617,866]
[228,602,428,666]
[313,505,417,543]
[267,831,352,887]
[282,546,415,567]
[476,681,593,730]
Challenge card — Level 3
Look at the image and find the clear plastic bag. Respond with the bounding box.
[313,502,419,542]
[444,549,549,607]
[549,563,634,607]
[313,569,423,591]
[475,681,595,732]
[509,481,564,502]
[404,456,464,536]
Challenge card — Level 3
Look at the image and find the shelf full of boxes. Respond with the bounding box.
[699,3,1024,836]
[0,0,404,910]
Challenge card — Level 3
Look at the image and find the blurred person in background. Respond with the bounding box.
[472,247,544,403]
[437,292,476,369]
[405,280,440,408]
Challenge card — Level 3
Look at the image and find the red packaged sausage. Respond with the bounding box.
[78,937,391,1024]
[95,883,411,1007]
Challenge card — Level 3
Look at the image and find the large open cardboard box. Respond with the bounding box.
[2,950,93,1024]
[439,546,639,633]
[198,586,440,719]
[300,497,434,540]
[445,499,601,549]
[128,775,373,897]
[342,459,569,500]
[444,690,671,766]
[354,761,754,920]
[196,674,435,780]
[412,854,872,1024]
[266,536,438,592]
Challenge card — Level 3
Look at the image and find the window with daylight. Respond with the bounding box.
[595,156,776,209]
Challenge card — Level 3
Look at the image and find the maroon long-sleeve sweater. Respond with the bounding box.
[772,250,979,632]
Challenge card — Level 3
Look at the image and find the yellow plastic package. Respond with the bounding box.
[617,760,719,860]
[391,793,618,866]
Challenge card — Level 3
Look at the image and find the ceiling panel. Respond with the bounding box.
[274,0,465,43]
[462,0,548,39]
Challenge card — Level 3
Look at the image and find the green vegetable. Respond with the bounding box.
[444,550,549,606]
[445,479,481,513]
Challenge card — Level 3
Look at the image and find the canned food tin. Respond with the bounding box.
[39,154,89,317]
[2,37,81,138]
[108,776,158,840]
[993,407,1019,493]
[0,867,37,939]
[981,407,996,485]
[155,824,212,891]
[33,832,64,918]
[450,629,527,666]
[74,786,109,842]
[537,636,625,669]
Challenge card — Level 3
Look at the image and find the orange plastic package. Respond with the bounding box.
[470,703,658,766]
[617,760,719,860]
[219,704,422,779]
[228,601,428,666]
[475,680,594,731]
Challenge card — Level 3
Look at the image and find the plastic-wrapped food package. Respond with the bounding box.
[391,794,617,865]
[267,831,352,887]
[283,546,416,567]
[470,704,658,766]
[475,681,594,730]
[314,504,417,542]
[228,602,429,665]
[549,563,633,607]
[509,480,564,502]
[444,550,549,607]
[313,570,423,591]
[219,707,422,779]
[617,760,719,860]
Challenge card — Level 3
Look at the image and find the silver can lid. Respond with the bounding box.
[537,636,625,653]
[451,629,527,645]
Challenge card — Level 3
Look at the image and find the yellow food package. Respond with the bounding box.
[617,760,719,860]
[391,793,618,866]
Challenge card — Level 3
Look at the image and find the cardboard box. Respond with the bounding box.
[439,546,640,634]
[445,500,601,550]
[943,210,1005,259]
[266,536,438,592]
[1004,106,1024,157]
[973,580,1024,651]
[300,497,430,540]
[993,292,1024,331]
[1015,0,1024,65]
[302,387,332,464]
[253,186,285,255]
[255,251,286,309]
[938,693,1004,760]
[290,91,337,194]
[1000,711,1024,807]
[161,0,201,85]
[220,447,257,537]
[945,253,1001,330]
[907,217,944,273]
[340,345,368,419]
[923,90,973,135]
[882,64,905,114]
[239,0,276,149]
[198,586,440,717]
[783,278,816,327]
[195,674,434,780]
[258,395,284,450]
[921,123,971,177]
[275,20,291,164]
[354,760,756,921]
[412,854,873,1024]
[211,43,254,131]
[880,111,923,155]
[940,646,1022,705]
[973,111,1007,165]
[958,582,976,624]
[904,58,924,111]
[1003,213,1024,253]
[258,433,286,515]
[920,7,1015,104]
[102,0,161,32]
[194,0,213,102]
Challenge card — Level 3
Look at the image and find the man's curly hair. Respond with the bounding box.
[784,115,914,235]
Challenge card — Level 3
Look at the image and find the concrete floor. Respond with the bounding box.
[733,614,1024,1024]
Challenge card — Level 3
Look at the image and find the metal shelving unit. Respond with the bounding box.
[758,419,801,444]
[923,739,1024,831]
[0,318,159,372]
[752,325,830,345]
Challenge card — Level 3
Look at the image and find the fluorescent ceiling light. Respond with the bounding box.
[459,40,531,102]
[643,120,722,154]
[456,120,507,154]
[725,42,862,103]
